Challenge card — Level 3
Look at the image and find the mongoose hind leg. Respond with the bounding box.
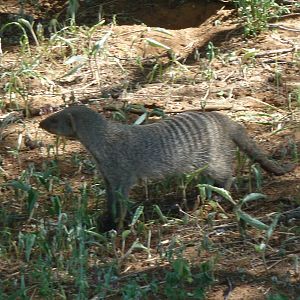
[222,177,234,191]
[205,163,234,190]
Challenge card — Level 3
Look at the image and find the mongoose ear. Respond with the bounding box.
[67,113,77,133]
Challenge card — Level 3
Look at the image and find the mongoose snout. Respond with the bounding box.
[40,112,76,138]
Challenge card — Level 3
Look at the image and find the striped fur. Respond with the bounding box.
[40,106,294,227]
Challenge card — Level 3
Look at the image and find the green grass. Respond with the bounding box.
[234,0,290,36]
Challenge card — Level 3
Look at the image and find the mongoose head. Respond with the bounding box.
[39,106,81,138]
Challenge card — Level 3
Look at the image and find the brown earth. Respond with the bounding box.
[0,0,300,299]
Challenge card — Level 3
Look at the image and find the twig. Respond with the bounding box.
[270,33,296,46]
[222,70,235,82]
[269,12,300,21]
[266,258,287,270]
[165,105,233,113]
[254,47,295,58]
[176,204,198,220]
[268,24,300,32]
[118,29,147,37]
[239,96,286,113]
[224,277,233,300]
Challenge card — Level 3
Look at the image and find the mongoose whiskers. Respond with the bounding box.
[39,106,295,228]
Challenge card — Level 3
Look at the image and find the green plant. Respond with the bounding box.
[254,212,281,269]
[67,0,80,25]
[1,20,30,53]
[234,0,288,36]
[266,293,289,300]
[30,259,56,297]
[178,167,207,209]
[250,164,263,192]
[121,280,146,300]
[2,58,51,116]
[63,22,110,87]
[197,184,278,232]
[142,34,175,83]
[18,232,37,262]
[5,178,39,220]
[146,62,164,83]
[163,258,215,299]
[110,224,150,270]
[206,42,217,62]
[289,88,300,107]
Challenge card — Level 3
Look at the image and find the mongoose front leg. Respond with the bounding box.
[103,178,130,230]
[103,178,116,224]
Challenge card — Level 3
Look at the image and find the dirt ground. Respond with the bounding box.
[0,0,300,299]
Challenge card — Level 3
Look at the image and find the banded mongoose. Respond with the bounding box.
[39,106,295,227]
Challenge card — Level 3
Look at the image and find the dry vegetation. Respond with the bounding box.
[0,0,300,299]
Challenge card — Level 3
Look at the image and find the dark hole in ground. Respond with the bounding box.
[0,0,228,44]
[79,0,226,29]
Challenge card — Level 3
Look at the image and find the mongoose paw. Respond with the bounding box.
[97,215,117,232]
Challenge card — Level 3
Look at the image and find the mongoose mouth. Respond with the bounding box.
[39,119,77,140]
[39,120,51,131]
[39,119,59,135]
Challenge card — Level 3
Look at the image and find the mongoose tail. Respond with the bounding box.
[230,123,296,175]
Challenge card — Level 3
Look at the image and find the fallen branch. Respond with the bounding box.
[268,23,300,32]
[0,112,23,141]
[254,47,295,58]
[103,103,233,115]
[165,104,233,113]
